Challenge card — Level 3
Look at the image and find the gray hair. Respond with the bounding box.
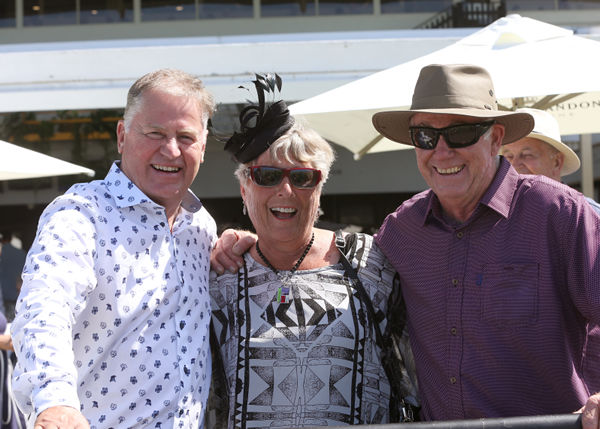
[234,120,335,187]
[123,69,216,130]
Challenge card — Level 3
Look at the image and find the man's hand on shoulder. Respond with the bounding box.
[211,229,257,274]
[579,392,600,429]
[34,406,90,429]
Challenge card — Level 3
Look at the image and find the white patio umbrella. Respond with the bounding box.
[289,14,600,159]
[0,139,95,180]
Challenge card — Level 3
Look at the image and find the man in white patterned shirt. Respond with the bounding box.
[11,69,218,429]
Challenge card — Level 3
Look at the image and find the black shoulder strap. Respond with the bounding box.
[334,230,385,348]
[334,229,415,423]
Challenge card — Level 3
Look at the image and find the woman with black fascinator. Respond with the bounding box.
[207,74,418,428]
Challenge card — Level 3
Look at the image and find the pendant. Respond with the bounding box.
[276,286,290,304]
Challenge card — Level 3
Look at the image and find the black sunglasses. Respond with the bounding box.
[409,121,496,150]
[246,166,322,188]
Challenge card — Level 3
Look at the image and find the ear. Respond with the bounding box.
[240,181,246,200]
[490,124,505,156]
[552,152,565,178]
[198,129,208,164]
[117,120,126,154]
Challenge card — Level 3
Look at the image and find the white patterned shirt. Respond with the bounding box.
[11,162,217,429]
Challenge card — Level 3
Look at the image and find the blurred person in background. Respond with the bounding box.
[501,107,600,213]
[0,231,26,321]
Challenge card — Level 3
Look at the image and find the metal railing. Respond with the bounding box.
[416,0,506,28]
[308,413,581,429]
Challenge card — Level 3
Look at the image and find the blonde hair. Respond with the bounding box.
[123,69,216,130]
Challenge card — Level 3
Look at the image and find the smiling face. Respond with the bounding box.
[117,89,207,216]
[501,137,563,181]
[411,113,504,222]
[240,150,321,247]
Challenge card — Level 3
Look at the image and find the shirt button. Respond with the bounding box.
[456,231,464,238]
[452,278,459,287]
[450,376,457,384]
[450,327,457,335]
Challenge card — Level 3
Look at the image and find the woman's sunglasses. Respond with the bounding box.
[246,166,322,188]
[409,121,495,150]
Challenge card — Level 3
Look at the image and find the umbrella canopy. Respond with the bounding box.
[0,140,95,180]
[289,14,600,159]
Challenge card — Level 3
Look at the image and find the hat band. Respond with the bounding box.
[412,95,496,111]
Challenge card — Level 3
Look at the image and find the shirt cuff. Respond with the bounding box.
[32,380,80,416]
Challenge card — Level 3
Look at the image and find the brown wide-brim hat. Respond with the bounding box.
[372,64,534,146]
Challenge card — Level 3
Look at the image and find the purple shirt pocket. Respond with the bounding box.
[481,263,539,328]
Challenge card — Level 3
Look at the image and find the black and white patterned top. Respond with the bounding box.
[11,162,217,429]
[209,233,398,428]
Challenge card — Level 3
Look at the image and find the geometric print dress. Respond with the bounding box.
[209,233,397,428]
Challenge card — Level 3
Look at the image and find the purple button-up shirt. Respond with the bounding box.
[375,157,600,421]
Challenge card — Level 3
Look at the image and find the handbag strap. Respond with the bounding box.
[334,230,386,348]
[334,229,414,423]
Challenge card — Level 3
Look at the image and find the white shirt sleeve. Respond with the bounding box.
[11,196,98,416]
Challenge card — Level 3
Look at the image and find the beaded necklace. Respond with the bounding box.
[255,232,315,303]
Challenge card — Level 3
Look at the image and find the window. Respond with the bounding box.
[198,0,253,18]
[261,0,372,16]
[261,0,316,16]
[141,0,196,21]
[24,0,77,26]
[0,0,16,27]
[80,0,134,23]
[505,0,557,11]
[381,0,452,13]
[318,0,372,15]
[559,0,600,9]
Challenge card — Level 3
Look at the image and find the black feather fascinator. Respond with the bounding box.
[224,73,295,163]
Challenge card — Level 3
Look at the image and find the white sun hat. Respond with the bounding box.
[513,107,581,176]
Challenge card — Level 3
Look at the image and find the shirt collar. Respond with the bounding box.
[422,191,439,227]
[478,156,518,219]
[103,161,203,213]
[422,156,517,226]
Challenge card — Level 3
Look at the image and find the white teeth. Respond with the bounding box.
[271,207,296,213]
[153,165,180,172]
[436,165,464,175]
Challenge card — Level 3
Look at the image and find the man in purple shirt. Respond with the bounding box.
[371,64,600,424]
[211,63,600,427]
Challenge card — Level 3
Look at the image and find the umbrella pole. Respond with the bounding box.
[580,134,595,199]
[355,134,385,160]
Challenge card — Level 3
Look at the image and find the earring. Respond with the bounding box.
[242,201,247,216]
